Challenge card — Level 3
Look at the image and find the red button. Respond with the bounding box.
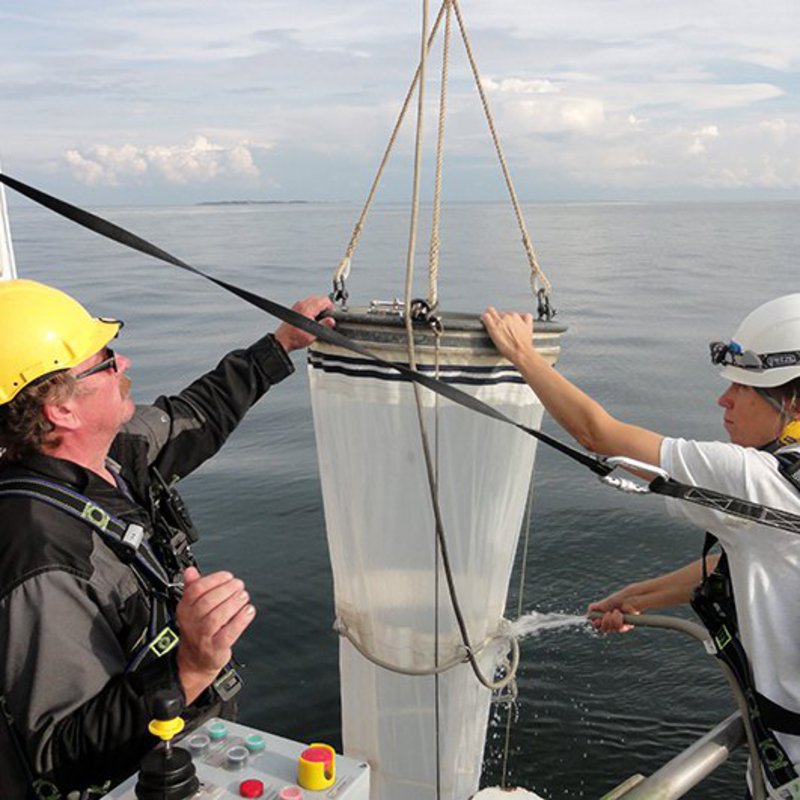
[240,779,264,798]
[300,745,332,765]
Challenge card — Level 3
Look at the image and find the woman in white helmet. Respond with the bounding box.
[482,295,800,800]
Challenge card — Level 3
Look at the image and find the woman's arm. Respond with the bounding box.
[482,307,664,466]
[587,556,718,632]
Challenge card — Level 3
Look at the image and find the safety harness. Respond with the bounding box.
[689,450,800,799]
[0,475,184,664]
[0,471,241,800]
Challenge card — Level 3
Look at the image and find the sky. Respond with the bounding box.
[2,0,800,205]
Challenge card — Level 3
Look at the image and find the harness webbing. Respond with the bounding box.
[0,479,185,800]
[0,478,173,590]
[0,478,241,693]
[649,475,800,535]
[693,535,800,795]
[689,450,800,796]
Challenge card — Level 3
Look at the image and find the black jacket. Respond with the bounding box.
[0,334,294,795]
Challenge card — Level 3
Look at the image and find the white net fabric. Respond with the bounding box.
[309,344,544,800]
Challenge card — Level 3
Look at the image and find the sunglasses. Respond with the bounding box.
[73,348,118,380]
[709,340,800,372]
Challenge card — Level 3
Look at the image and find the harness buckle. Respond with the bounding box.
[81,502,111,531]
[212,665,243,702]
[714,624,733,651]
[122,523,145,552]
[775,776,800,800]
[148,626,180,658]
[760,738,792,770]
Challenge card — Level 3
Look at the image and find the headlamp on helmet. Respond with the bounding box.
[712,294,800,388]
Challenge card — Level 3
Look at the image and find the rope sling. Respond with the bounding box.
[331,0,553,318]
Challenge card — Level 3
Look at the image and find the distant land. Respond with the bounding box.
[196,200,309,206]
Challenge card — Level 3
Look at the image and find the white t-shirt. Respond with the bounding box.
[661,437,800,780]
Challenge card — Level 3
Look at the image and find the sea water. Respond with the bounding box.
[10,198,800,798]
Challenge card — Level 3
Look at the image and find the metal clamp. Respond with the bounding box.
[536,287,555,322]
[409,298,443,335]
[368,298,404,316]
[332,277,349,310]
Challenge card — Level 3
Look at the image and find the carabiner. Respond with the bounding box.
[598,456,669,494]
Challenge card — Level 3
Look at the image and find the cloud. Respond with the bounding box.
[4,0,799,200]
[480,77,607,136]
[465,67,799,191]
[64,136,261,186]
[482,78,560,95]
[688,125,719,156]
[526,115,800,192]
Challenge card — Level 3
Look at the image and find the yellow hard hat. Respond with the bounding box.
[0,279,121,405]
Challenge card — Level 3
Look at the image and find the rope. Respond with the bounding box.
[500,466,537,788]
[451,0,552,300]
[334,617,520,686]
[332,0,449,301]
[402,11,445,794]
[426,0,452,311]
[403,0,428,322]
[333,0,555,311]
[433,340,442,800]
[399,3,519,696]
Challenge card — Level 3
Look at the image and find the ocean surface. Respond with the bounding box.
[9,198,800,798]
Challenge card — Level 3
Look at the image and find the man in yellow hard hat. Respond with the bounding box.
[0,279,333,798]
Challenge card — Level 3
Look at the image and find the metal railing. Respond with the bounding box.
[589,612,763,800]
[601,712,745,800]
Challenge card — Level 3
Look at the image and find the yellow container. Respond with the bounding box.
[297,743,336,790]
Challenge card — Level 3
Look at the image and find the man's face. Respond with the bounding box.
[69,347,135,435]
[717,382,782,448]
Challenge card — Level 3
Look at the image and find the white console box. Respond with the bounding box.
[101,718,369,800]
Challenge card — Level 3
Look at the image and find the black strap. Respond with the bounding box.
[776,451,800,494]
[758,691,800,738]
[0,173,611,480]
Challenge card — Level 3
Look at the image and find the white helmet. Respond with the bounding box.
[712,294,800,388]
